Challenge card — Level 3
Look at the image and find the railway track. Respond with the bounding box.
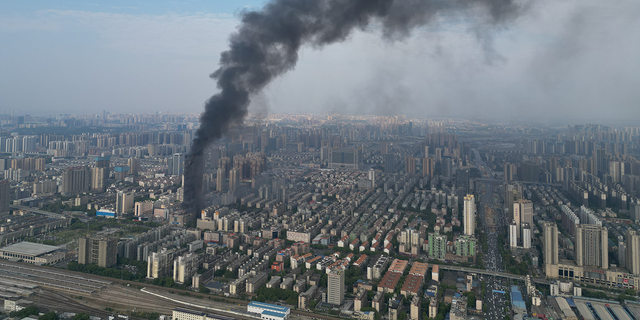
[36,289,145,320]
[5,261,344,320]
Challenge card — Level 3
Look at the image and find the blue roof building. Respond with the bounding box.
[248,301,290,320]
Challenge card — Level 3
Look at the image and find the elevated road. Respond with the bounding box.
[10,205,66,219]
[439,265,525,280]
[439,265,552,285]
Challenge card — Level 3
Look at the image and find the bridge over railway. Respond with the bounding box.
[439,265,526,280]
[438,265,551,285]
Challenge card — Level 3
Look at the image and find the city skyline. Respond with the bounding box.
[2,1,640,320]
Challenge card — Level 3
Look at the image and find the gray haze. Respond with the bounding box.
[0,0,638,121]
[182,0,528,212]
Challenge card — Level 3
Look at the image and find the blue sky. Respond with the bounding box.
[1,0,639,120]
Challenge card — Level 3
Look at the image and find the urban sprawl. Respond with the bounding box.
[1,112,640,320]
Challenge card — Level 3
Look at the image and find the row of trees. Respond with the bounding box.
[10,307,91,320]
[67,261,146,281]
[254,286,298,305]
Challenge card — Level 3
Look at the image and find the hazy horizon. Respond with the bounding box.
[1,0,639,121]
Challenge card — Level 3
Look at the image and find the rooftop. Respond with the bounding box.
[409,262,428,276]
[388,259,409,273]
[0,242,61,256]
[248,301,291,313]
[378,271,402,290]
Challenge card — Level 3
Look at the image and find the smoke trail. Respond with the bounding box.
[183,0,525,212]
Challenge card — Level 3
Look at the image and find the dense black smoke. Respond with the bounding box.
[183,0,525,212]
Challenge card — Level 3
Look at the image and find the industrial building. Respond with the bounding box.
[0,242,65,265]
[172,308,235,320]
[247,301,290,320]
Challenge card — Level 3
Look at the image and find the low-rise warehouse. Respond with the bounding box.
[248,301,290,320]
[0,242,65,265]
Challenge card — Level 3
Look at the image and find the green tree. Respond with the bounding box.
[39,311,59,320]
[72,313,91,320]
[10,305,39,318]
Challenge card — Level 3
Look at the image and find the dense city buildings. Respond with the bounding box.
[2,113,640,320]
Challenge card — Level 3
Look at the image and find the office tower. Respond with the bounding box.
[463,194,475,236]
[321,146,330,160]
[423,145,429,157]
[609,161,624,183]
[595,148,606,174]
[513,199,533,242]
[441,157,453,179]
[21,135,37,152]
[168,153,184,176]
[0,180,10,214]
[368,168,377,185]
[405,157,416,175]
[435,148,442,161]
[522,223,532,249]
[327,269,345,306]
[575,224,608,269]
[78,236,117,268]
[380,142,389,155]
[520,162,540,182]
[505,185,521,220]
[423,157,434,179]
[148,142,158,157]
[116,191,134,215]
[626,230,640,275]
[128,157,140,176]
[509,221,518,248]
[216,167,226,192]
[60,166,91,196]
[94,155,110,183]
[504,162,516,181]
[543,222,559,278]
[384,154,396,173]
[261,130,269,153]
[456,169,470,193]
[90,167,107,191]
[229,168,239,193]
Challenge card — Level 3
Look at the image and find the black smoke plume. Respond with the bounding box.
[183,0,525,212]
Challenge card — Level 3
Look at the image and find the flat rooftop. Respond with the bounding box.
[0,242,61,256]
